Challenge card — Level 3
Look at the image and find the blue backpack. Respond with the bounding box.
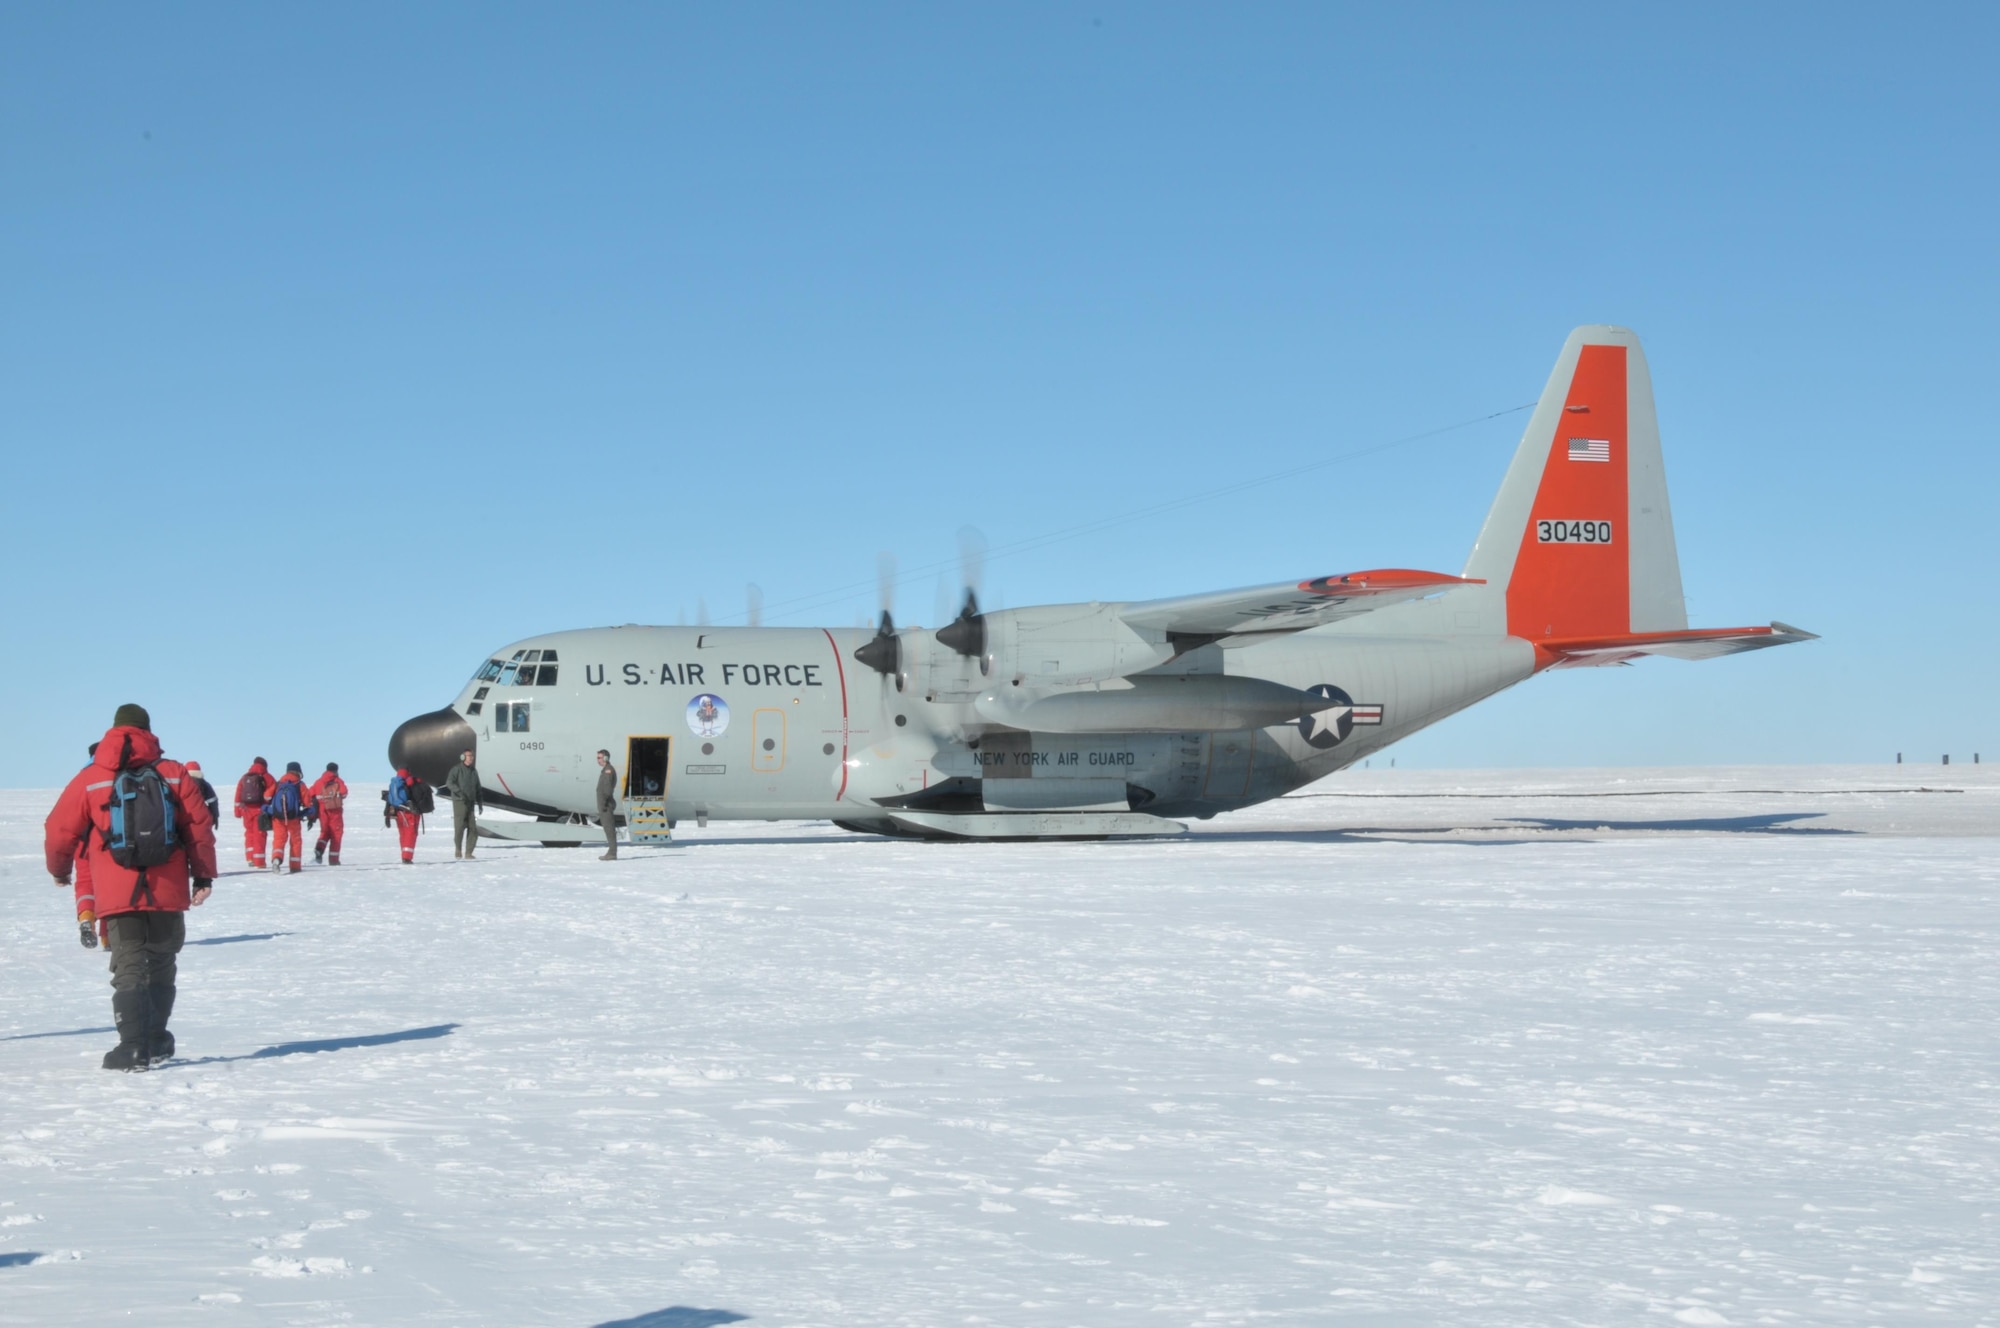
[265,780,305,820]
[105,764,179,869]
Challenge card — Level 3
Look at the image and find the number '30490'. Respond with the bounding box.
[1537,519,1613,544]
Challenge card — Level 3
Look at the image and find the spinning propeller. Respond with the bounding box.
[853,552,904,686]
[854,532,992,686]
[936,527,988,665]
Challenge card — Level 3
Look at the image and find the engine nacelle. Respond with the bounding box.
[971,673,1333,734]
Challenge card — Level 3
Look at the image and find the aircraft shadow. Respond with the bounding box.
[675,834,864,848]
[0,1025,115,1043]
[172,1023,460,1067]
[0,1252,42,1268]
[1190,828,1549,847]
[188,932,294,946]
[591,1309,749,1328]
[1498,812,1852,834]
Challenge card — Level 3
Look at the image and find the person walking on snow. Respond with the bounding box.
[184,761,220,825]
[595,749,620,860]
[44,704,218,1071]
[308,762,348,864]
[68,744,101,951]
[385,766,426,863]
[445,749,482,859]
[264,762,311,873]
[234,757,276,867]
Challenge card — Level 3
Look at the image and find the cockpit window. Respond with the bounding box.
[495,701,529,733]
[480,651,561,685]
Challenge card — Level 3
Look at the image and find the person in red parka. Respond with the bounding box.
[386,766,423,862]
[234,757,276,868]
[265,761,310,874]
[308,762,348,865]
[69,743,102,950]
[45,704,218,1071]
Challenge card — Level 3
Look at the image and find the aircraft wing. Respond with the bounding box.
[1119,568,1482,645]
[1540,622,1820,668]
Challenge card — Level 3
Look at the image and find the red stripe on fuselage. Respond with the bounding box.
[821,628,851,801]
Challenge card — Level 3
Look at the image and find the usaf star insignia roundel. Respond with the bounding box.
[1297,684,1384,749]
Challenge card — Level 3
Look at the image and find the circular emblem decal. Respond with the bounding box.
[686,693,730,738]
[1298,684,1357,749]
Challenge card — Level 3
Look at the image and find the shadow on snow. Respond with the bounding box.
[0,1026,114,1043]
[0,1253,42,1268]
[1498,812,1852,834]
[591,1310,748,1328]
[188,932,294,946]
[171,1023,460,1067]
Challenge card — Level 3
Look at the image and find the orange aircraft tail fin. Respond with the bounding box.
[1464,326,1689,648]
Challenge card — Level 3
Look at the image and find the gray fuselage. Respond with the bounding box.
[429,589,1533,829]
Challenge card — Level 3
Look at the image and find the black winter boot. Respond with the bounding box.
[103,988,151,1072]
[147,980,177,1065]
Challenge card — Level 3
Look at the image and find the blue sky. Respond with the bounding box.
[3,4,1994,786]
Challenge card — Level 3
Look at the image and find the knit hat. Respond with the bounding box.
[112,703,151,731]
[185,761,203,774]
[286,761,303,775]
[252,756,268,769]
[326,762,339,773]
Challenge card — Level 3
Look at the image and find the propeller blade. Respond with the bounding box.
[958,525,986,608]
[746,583,763,629]
[936,525,989,658]
[877,551,897,619]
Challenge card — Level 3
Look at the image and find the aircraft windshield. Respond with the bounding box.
[473,649,558,686]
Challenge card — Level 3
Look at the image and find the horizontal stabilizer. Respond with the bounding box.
[1539,621,1819,668]
[1121,568,1481,644]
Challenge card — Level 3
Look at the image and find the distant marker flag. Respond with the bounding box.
[1568,437,1611,463]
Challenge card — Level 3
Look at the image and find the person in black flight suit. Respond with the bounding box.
[595,749,619,860]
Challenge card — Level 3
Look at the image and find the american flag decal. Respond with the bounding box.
[1568,437,1611,463]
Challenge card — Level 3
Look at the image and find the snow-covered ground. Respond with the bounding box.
[3,765,1997,1327]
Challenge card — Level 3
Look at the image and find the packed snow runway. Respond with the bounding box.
[3,766,1997,1327]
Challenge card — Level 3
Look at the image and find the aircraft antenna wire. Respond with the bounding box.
[729,400,1536,626]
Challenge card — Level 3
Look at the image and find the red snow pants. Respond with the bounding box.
[271,818,304,872]
[315,810,344,865]
[394,809,419,862]
[241,811,268,868]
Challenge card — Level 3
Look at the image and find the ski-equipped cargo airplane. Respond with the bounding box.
[390,326,1813,841]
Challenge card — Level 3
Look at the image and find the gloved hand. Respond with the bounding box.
[191,879,213,906]
[305,812,318,828]
[78,910,98,949]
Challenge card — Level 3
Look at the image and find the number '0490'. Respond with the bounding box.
[1536,519,1613,544]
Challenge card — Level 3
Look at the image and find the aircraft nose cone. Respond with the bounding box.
[388,707,476,788]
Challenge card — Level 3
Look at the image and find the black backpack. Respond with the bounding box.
[408,778,436,816]
[236,771,263,809]
[105,764,179,869]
